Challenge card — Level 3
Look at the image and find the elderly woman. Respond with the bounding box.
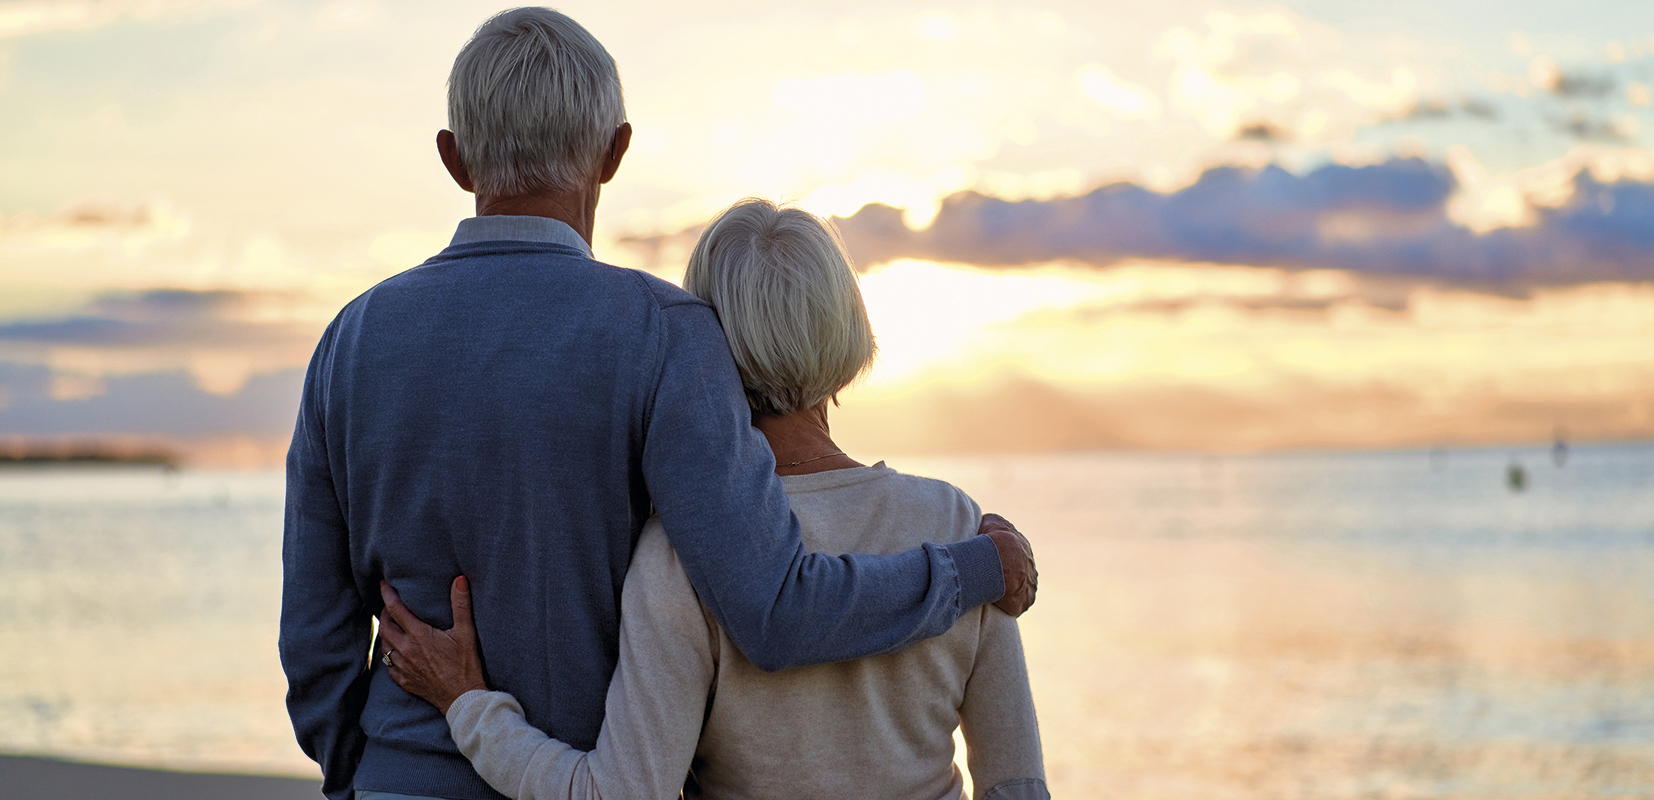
[378,199,1048,800]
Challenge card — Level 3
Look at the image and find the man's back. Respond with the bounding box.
[287,232,690,798]
[342,238,665,738]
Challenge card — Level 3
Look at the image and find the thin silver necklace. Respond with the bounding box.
[780,451,845,468]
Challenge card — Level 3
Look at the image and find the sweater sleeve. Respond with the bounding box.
[279,322,372,800]
[640,300,1004,671]
[959,607,1049,800]
[445,525,715,800]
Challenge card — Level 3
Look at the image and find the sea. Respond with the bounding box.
[1,443,1652,798]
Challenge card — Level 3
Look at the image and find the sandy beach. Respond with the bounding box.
[0,754,319,800]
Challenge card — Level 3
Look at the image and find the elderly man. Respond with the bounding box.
[279,8,1037,800]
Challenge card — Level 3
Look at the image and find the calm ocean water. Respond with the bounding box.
[1,444,1651,797]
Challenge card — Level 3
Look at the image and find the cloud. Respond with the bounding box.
[830,157,1654,284]
[1380,52,1649,147]
[1528,57,1616,100]
[0,361,302,438]
[0,288,314,349]
[0,287,323,395]
[1392,97,1500,123]
[0,197,189,254]
[1551,72,1616,100]
[1148,7,1423,144]
[1550,112,1636,142]
[0,0,242,41]
[1076,63,1162,121]
[1234,121,1290,141]
[833,375,1654,454]
[0,287,313,458]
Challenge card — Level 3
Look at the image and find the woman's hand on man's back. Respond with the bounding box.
[379,577,490,715]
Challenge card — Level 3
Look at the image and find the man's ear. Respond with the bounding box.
[437,129,475,193]
[599,122,632,185]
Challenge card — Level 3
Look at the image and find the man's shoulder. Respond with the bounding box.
[624,267,710,312]
[332,244,710,321]
[424,240,707,306]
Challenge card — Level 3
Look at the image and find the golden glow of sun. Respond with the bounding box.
[856,259,1128,386]
[852,259,1654,408]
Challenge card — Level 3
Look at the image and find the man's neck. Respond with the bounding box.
[475,188,599,245]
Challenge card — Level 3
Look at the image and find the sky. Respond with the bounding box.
[2,0,1653,462]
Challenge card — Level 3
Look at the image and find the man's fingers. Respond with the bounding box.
[450,575,477,639]
[995,579,1035,617]
[982,513,1037,617]
[979,512,1015,533]
[1007,582,1031,611]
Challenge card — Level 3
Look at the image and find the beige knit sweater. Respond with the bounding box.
[445,463,1047,800]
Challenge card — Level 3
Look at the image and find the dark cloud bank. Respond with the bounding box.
[0,362,303,439]
[0,289,312,458]
[833,158,1654,284]
[0,288,314,349]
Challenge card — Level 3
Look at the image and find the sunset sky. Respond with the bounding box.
[2,0,1653,461]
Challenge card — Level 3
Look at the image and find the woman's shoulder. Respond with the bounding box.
[787,462,975,507]
[784,464,982,551]
[871,466,983,524]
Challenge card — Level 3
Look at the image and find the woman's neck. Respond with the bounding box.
[753,403,864,476]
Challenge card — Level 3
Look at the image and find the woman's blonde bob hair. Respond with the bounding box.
[683,199,877,416]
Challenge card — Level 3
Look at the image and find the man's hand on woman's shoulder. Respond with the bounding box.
[981,513,1037,617]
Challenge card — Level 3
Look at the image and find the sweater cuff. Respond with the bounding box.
[949,534,1006,611]
[445,689,504,733]
[984,778,1052,800]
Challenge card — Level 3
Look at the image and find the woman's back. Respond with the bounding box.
[669,463,1044,799]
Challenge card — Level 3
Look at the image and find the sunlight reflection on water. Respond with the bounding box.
[900,443,1654,798]
[1,444,1652,797]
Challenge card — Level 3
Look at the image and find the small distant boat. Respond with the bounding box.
[1507,460,1527,493]
[1552,431,1570,468]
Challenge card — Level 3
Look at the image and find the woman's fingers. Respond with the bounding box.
[379,615,411,652]
[379,580,427,634]
[450,576,476,640]
[373,575,489,715]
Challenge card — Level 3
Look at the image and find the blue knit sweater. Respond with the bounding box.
[279,217,1005,800]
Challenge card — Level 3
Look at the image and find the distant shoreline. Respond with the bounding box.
[0,753,319,800]
[0,452,179,469]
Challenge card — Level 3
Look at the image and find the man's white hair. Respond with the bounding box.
[684,199,877,416]
[447,7,626,197]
